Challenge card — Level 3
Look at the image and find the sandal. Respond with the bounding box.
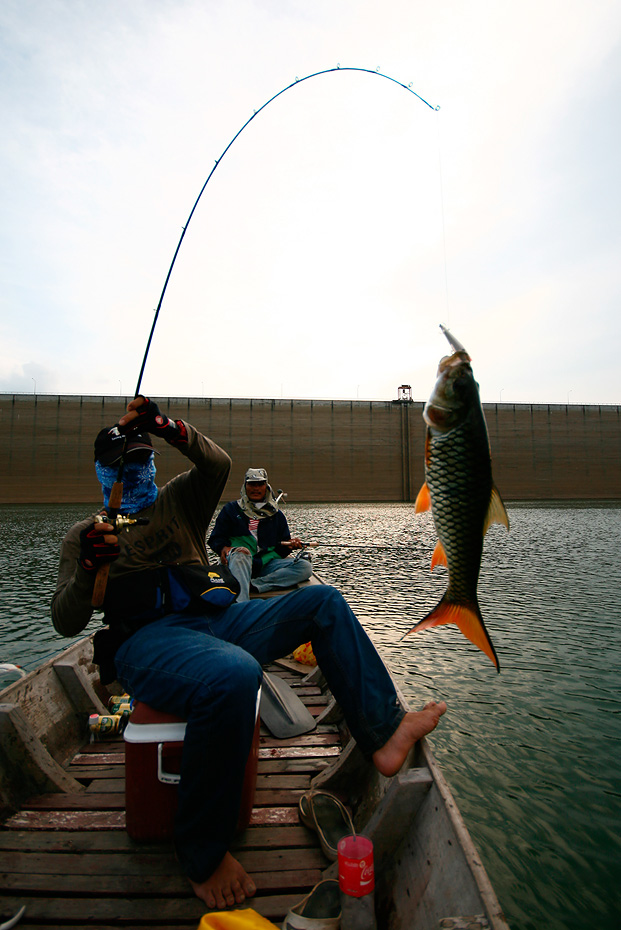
[298,789,355,861]
[282,878,341,929]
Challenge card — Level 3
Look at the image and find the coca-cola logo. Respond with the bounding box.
[359,860,374,888]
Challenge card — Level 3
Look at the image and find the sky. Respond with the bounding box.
[1,0,620,407]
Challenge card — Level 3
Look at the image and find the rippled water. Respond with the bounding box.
[1,502,620,930]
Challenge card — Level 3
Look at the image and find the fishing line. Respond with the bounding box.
[134,66,440,396]
[436,112,450,326]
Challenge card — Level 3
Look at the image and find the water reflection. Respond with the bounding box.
[1,502,620,930]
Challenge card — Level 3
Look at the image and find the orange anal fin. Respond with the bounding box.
[415,482,431,514]
[406,599,500,671]
[430,539,447,570]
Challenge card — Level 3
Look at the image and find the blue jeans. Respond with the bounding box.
[228,547,313,602]
[114,584,404,883]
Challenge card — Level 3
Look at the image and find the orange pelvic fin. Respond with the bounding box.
[406,598,500,671]
[415,482,431,513]
[483,484,510,535]
[430,539,447,570]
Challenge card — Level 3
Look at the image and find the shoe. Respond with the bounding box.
[282,878,341,929]
[298,789,355,861]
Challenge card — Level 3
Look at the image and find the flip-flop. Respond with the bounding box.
[281,878,341,929]
[298,789,355,861]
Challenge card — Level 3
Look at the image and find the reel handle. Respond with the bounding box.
[91,480,123,608]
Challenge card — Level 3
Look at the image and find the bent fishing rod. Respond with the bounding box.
[92,67,439,607]
[134,66,439,398]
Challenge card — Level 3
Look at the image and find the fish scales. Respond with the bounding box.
[427,410,492,604]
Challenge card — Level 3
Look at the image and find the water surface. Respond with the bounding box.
[1,502,619,930]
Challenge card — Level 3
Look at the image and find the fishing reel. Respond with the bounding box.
[95,513,149,532]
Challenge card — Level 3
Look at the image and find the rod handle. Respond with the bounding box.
[91,481,123,608]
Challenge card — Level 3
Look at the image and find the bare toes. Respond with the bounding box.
[231,880,246,904]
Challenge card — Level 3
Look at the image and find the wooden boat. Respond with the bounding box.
[0,589,510,930]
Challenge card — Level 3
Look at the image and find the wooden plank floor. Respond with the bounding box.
[0,666,341,928]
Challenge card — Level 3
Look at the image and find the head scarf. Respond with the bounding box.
[238,467,279,520]
[95,456,159,513]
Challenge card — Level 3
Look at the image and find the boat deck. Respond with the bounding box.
[0,662,340,929]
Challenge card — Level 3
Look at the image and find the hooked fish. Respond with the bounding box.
[407,325,509,670]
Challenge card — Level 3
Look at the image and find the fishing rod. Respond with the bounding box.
[93,68,439,607]
[287,541,422,551]
[134,66,439,397]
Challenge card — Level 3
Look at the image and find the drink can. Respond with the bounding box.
[108,694,132,713]
[113,702,133,715]
[89,713,122,735]
[337,834,375,897]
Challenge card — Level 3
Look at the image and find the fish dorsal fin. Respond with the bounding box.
[415,482,431,513]
[483,485,510,536]
[430,539,447,570]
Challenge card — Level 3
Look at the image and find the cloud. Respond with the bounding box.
[0,358,58,394]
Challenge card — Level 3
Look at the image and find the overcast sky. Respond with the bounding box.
[1,0,620,407]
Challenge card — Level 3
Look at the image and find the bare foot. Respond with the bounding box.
[189,851,256,910]
[372,701,447,777]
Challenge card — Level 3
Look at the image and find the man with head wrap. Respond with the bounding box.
[51,395,447,913]
[208,466,312,601]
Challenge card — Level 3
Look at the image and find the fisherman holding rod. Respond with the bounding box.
[52,395,447,910]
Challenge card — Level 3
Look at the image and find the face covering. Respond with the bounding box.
[238,481,279,519]
[95,457,158,513]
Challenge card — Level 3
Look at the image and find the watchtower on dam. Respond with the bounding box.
[1,393,619,504]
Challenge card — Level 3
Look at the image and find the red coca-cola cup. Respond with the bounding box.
[337,834,375,898]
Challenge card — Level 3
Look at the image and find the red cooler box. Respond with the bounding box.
[124,701,260,841]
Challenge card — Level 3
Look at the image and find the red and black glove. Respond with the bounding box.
[126,397,188,447]
[79,523,121,572]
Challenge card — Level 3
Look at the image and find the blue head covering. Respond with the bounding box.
[95,457,158,513]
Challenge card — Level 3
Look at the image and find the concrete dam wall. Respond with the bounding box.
[1,393,620,504]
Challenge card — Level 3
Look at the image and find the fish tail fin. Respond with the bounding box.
[405,597,500,672]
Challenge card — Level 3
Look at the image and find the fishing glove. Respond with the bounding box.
[126,397,188,448]
[79,523,121,572]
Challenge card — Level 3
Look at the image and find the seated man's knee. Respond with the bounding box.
[230,547,251,557]
[297,559,313,581]
[226,648,261,682]
[207,649,262,704]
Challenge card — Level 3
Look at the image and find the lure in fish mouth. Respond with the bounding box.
[406,325,509,670]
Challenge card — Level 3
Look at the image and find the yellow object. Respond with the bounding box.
[197,909,279,930]
[292,641,317,667]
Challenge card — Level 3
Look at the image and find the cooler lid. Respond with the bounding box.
[123,720,187,743]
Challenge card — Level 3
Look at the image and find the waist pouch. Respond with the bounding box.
[176,562,240,608]
[93,563,240,684]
